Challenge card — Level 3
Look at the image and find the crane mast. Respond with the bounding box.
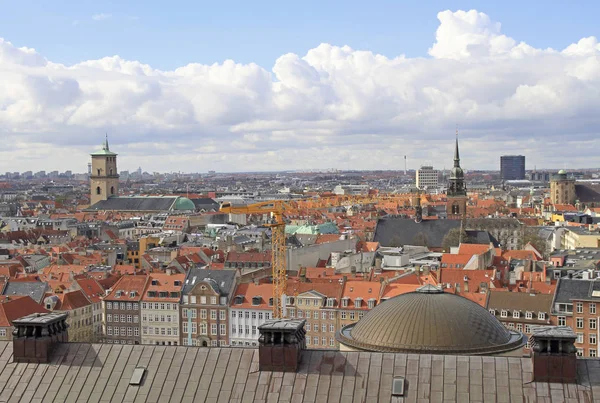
[219,201,288,318]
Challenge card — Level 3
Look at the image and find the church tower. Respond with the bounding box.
[446,133,467,219]
[90,136,119,206]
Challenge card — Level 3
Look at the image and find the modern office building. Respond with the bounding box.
[415,166,439,189]
[500,155,525,180]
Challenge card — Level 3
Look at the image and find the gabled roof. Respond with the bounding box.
[58,290,92,310]
[183,268,237,297]
[0,295,49,326]
[105,275,149,301]
[230,283,273,309]
[2,281,48,304]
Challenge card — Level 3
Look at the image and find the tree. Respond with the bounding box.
[412,232,429,247]
[442,228,474,251]
[520,228,548,258]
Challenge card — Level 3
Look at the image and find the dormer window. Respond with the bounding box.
[367,299,376,309]
[538,312,546,320]
[512,310,520,319]
[489,309,495,315]
[342,297,349,308]
[268,298,274,306]
[286,296,294,305]
[355,298,362,308]
[129,291,136,298]
[234,295,244,305]
[326,298,335,307]
[500,310,508,318]
[174,280,181,286]
[525,311,533,319]
[252,296,261,306]
[151,280,158,286]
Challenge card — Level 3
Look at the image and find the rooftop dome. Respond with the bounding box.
[336,285,525,355]
[173,197,195,211]
[558,169,567,175]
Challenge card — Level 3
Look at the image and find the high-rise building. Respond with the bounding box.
[90,136,119,206]
[416,166,439,189]
[500,155,525,180]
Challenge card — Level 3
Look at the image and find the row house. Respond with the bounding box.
[179,268,238,347]
[140,271,185,346]
[338,280,381,334]
[103,275,148,345]
[487,291,554,353]
[44,290,94,342]
[72,275,106,342]
[285,281,343,350]
[229,282,274,347]
[553,278,600,358]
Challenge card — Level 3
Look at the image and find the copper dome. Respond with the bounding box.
[336,285,526,355]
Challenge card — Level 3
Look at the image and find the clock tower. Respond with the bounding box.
[446,133,467,219]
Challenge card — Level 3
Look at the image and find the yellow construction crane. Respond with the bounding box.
[219,200,290,318]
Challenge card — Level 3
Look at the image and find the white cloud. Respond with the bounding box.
[0,9,599,173]
[92,13,112,21]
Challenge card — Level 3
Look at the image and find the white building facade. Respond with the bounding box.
[416,166,439,190]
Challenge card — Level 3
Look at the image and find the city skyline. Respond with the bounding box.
[1,5,600,172]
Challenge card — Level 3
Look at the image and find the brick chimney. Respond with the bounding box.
[258,319,306,372]
[530,326,577,383]
[12,312,69,364]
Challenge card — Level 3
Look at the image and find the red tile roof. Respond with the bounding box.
[142,272,185,302]
[457,244,491,255]
[105,275,149,301]
[57,290,92,310]
[230,283,273,309]
[0,295,49,327]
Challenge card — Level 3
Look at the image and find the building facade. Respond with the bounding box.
[179,268,237,347]
[416,166,439,190]
[103,275,147,345]
[229,283,274,347]
[550,170,576,205]
[90,136,119,206]
[141,272,185,346]
[500,155,526,180]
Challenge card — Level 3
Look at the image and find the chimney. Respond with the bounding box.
[258,319,306,372]
[12,312,69,364]
[530,326,577,383]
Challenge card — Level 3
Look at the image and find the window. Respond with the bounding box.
[322,337,327,346]
[313,337,318,345]
[558,316,566,326]
[134,315,139,323]
[577,348,584,357]
[306,337,310,345]
[538,312,546,320]
[591,349,598,358]
[341,312,347,320]
[313,312,318,320]
[120,315,126,322]
[298,311,303,318]
[590,319,597,330]
[516,324,523,332]
[232,326,237,334]
[577,302,583,314]
[500,310,507,318]
[507,323,514,329]
[220,310,226,320]
[183,322,188,333]
[220,324,227,335]
[329,338,335,347]
[127,327,133,336]
[120,327,126,336]
[232,311,237,318]
[289,309,295,318]
[512,311,520,319]
[107,314,112,322]
[591,303,597,315]
[120,303,126,310]
[160,304,165,310]
[322,324,327,333]
[106,302,112,310]
[322,312,327,320]
[525,325,531,334]
[489,309,495,315]
[200,296,206,304]
[329,312,335,320]
[127,315,132,323]
[590,334,597,345]
[200,309,206,319]
[127,303,132,310]
[251,312,257,320]
[525,312,533,320]
[330,324,335,332]
[107,326,112,336]
[350,312,355,321]
[211,324,217,335]
[577,318,584,329]
[577,333,584,344]
[251,326,256,335]
[258,312,264,320]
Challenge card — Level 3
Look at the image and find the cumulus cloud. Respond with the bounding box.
[0,9,600,173]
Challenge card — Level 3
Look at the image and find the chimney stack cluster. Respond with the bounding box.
[12,312,69,364]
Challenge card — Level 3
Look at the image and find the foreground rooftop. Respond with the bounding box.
[0,341,598,402]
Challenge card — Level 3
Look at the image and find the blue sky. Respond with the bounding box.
[1,1,598,70]
[1,2,600,172]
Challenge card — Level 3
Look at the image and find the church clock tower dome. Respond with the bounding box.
[446,132,467,219]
